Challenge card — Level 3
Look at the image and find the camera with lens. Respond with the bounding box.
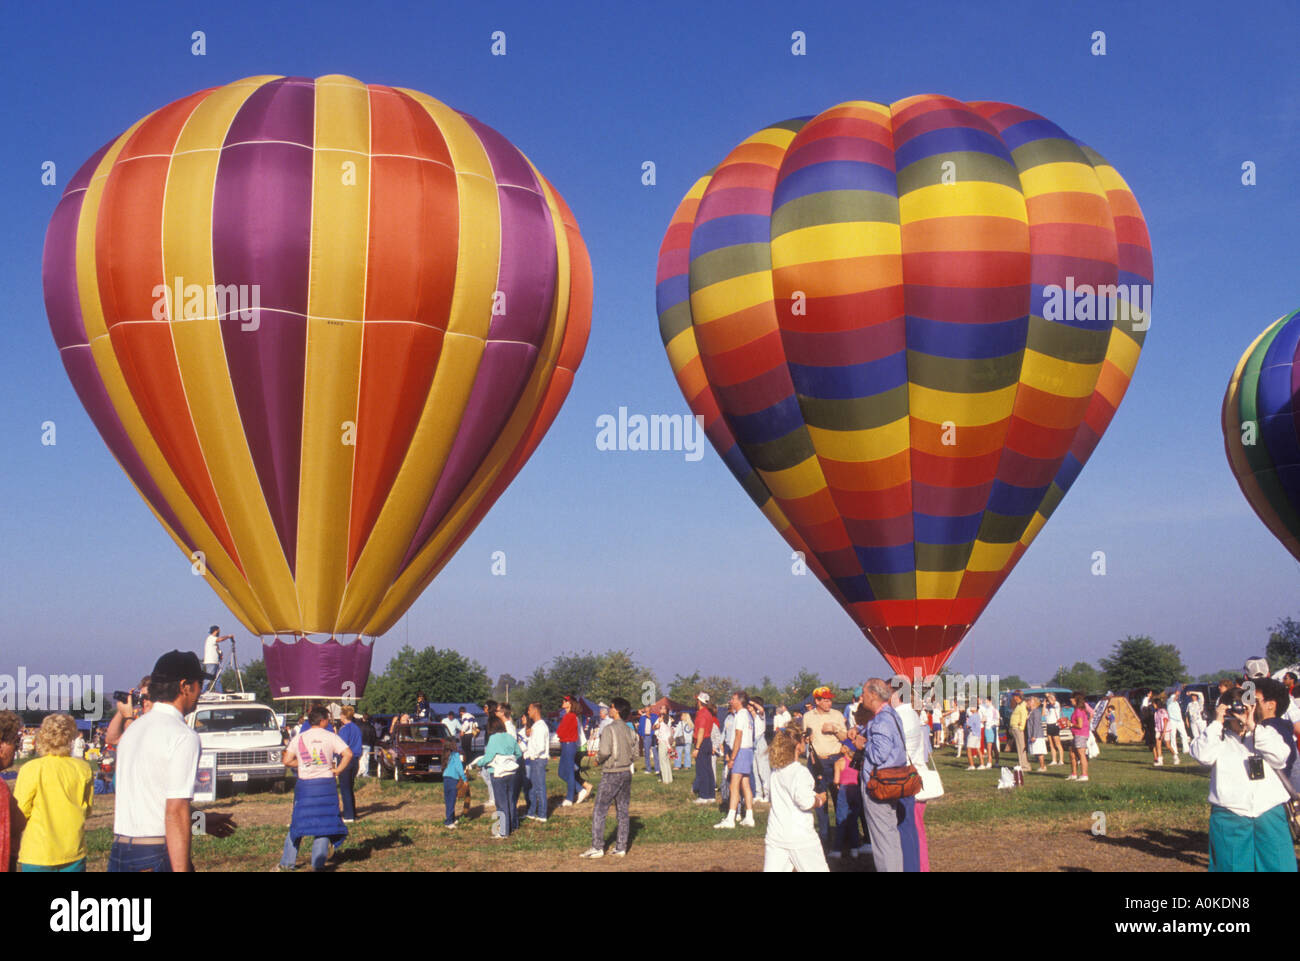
[1246,755,1266,780]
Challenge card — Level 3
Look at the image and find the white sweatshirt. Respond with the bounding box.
[766,761,820,848]
[1189,721,1291,817]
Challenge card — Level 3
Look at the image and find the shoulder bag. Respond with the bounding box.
[865,710,923,802]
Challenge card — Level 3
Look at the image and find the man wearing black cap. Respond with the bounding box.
[108,651,235,871]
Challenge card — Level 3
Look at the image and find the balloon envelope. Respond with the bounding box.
[1223,309,1300,562]
[656,96,1151,678]
[43,75,591,698]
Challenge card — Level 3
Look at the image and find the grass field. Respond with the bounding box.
[47,740,1236,871]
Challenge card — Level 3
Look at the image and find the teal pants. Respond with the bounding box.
[19,858,86,872]
[1208,803,1298,872]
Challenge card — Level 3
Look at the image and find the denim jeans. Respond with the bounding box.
[559,742,578,801]
[812,757,837,843]
[280,832,333,871]
[510,765,524,828]
[692,742,715,799]
[526,759,548,817]
[835,781,863,853]
[339,757,359,820]
[443,777,459,825]
[642,735,657,772]
[491,776,513,836]
[674,742,688,768]
[108,840,172,873]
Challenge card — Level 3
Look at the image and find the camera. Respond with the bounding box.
[1246,756,1265,781]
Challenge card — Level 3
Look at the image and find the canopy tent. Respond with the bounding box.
[648,696,692,717]
[1093,694,1144,743]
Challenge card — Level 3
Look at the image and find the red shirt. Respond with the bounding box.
[557,711,579,743]
[694,708,715,740]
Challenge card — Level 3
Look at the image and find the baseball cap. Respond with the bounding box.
[1244,656,1270,679]
[813,686,833,700]
[151,650,206,683]
[696,692,710,704]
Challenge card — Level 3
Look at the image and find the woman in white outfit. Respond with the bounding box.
[750,699,771,802]
[762,729,828,872]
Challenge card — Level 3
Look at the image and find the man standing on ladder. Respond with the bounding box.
[203,625,234,693]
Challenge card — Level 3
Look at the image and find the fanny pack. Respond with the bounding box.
[865,711,923,802]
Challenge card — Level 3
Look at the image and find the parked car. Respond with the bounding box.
[375,721,456,782]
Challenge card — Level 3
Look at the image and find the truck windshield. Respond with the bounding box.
[194,708,278,733]
[400,724,447,742]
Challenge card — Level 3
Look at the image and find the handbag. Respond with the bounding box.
[865,710,923,802]
[916,750,944,801]
[1259,746,1300,843]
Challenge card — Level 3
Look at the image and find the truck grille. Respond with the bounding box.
[217,751,278,766]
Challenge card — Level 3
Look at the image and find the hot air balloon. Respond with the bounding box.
[1223,309,1300,562]
[656,96,1151,679]
[43,75,591,699]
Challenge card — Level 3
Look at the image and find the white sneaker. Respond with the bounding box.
[1066,774,1078,780]
[612,850,626,858]
[577,786,591,804]
[579,847,604,859]
[561,800,573,807]
[714,816,736,830]
[1153,759,1163,767]
[693,797,713,805]
[828,850,842,859]
[740,814,755,827]
[966,765,976,770]
[1078,775,1090,782]
[1173,757,1180,765]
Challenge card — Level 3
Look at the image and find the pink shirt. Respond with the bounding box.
[292,727,348,780]
[1069,705,1092,739]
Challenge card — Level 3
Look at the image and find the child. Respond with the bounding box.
[965,706,982,770]
[1152,696,1167,766]
[763,729,828,872]
[443,740,468,828]
[831,739,863,859]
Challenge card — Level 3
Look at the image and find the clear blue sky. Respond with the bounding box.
[2,0,1297,693]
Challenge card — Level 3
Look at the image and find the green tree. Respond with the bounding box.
[996,673,1032,691]
[1048,662,1103,694]
[785,668,823,703]
[749,675,782,707]
[1098,636,1188,692]
[699,675,738,711]
[492,674,519,704]
[514,652,601,714]
[1195,669,1241,684]
[1265,616,1300,669]
[667,671,703,704]
[593,650,657,708]
[357,645,490,715]
[218,658,272,705]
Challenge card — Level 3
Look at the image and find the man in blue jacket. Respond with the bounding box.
[337,706,364,823]
[637,709,659,774]
[850,678,907,872]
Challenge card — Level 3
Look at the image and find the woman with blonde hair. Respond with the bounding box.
[13,714,93,872]
[763,728,828,872]
[0,711,24,871]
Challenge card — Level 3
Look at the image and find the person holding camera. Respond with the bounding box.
[1189,686,1297,872]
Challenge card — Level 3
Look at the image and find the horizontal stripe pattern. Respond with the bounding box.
[657,96,1152,678]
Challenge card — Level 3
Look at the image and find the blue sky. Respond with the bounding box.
[1,0,1297,693]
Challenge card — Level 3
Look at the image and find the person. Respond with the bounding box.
[106,677,152,749]
[556,695,588,806]
[478,701,500,809]
[1009,694,1030,770]
[772,703,792,731]
[1254,679,1299,793]
[893,687,928,872]
[589,704,609,761]
[750,698,771,802]
[716,692,757,829]
[111,651,235,872]
[1043,693,1064,766]
[413,693,430,721]
[804,686,847,846]
[1026,696,1048,772]
[675,711,693,770]
[1104,705,1118,744]
[1140,689,1157,759]
[458,706,476,761]
[1067,695,1093,781]
[581,697,637,858]
[71,732,86,760]
[1188,691,1208,739]
[278,705,351,871]
[850,678,907,873]
[978,696,998,766]
[952,702,966,756]
[0,711,22,872]
[337,706,363,823]
[12,715,92,872]
[692,693,717,803]
[1152,695,1168,766]
[443,710,461,740]
[202,626,233,691]
[637,708,659,775]
[522,703,549,821]
[1190,686,1297,872]
[964,701,983,770]
[831,739,862,859]
[763,728,828,872]
[844,688,862,729]
[442,738,468,828]
[1167,687,1188,758]
[654,708,675,783]
[471,714,523,838]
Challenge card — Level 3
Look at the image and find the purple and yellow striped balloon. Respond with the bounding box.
[43,75,592,698]
[656,96,1152,677]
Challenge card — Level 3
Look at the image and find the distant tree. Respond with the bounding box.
[1098,636,1188,692]
[357,645,490,715]
[667,672,703,705]
[1195,669,1241,685]
[1048,662,1103,694]
[219,658,272,705]
[513,652,601,714]
[594,650,657,708]
[699,675,738,712]
[996,673,1032,692]
[785,668,823,704]
[749,675,782,707]
[492,674,519,704]
[1266,616,1300,670]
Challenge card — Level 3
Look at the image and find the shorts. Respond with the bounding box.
[732,747,754,775]
[984,727,997,745]
[1046,724,1060,737]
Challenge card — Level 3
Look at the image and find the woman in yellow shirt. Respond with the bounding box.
[13,714,93,872]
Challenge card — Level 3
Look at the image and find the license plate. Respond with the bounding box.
[430,763,441,773]
[231,772,249,782]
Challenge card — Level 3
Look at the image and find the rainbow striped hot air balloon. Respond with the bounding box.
[43,75,591,698]
[1223,310,1300,562]
[656,96,1152,678]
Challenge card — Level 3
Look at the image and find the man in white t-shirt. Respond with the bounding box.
[772,704,792,731]
[202,626,233,692]
[109,651,236,872]
[715,692,757,829]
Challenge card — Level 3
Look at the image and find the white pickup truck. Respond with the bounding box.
[186,692,287,794]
